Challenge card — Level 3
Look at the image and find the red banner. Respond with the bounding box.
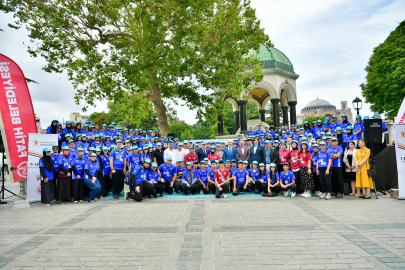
[0,54,37,183]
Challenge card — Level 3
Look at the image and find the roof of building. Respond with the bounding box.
[301,96,336,112]
[246,44,297,77]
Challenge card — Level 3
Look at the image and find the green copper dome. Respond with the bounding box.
[247,44,298,77]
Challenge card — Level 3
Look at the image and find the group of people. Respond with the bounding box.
[39,114,383,204]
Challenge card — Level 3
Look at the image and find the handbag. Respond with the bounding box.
[367,164,377,178]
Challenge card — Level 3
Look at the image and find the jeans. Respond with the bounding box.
[83,178,101,201]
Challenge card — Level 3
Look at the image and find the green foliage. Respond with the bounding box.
[180,129,194,141]
[92,114,109,127]
[303,116,326,124]
[169,123,191,138]
[3,0,270,134]
[247,101,260,119]
[360,20,405,119]
[192,122,213,139]
[222,102,236,134]
[210,124,218,139]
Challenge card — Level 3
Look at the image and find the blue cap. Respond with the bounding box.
[82,134,87,137]
[83,124,88,127]
[319,142,326,145]
[95,134,100,138]
[166,156,173,161]
[91,153,97,157]
[89,147,95,151]
[270,163,276,167]
[336,127,342,131]
[225,160,231,163]
[102,124,106,127]
[151,162,157,167]
[301,141,308,145]
[332,115,337,118]
[144,159,151,163]
[77,148,84,152]
[102,147,109,151]
[258,163,265,167]
[317,120,322,123]
[364,116,369,119]
[252,161,258,165]
[283,162,289,166]
[189,146,193,149]
[342,114,347,117]
[116,140,122,143]
[75,134,81,138]
[258,124,261,126]
[211,160,217,163]
[186,162,192,166]
[238,160,243,163]
[43,147,51,152]
[132,146,138,150]
[204,158,209,161]
[308,133,313,136]
[373,113,381,118]
[61,146,69,150]
[95,148,101,152]
[356,115,361,119]
[322,136,327,140]
[324,118,330,123]
[312,144,319,148]
[346,126,353,130]
[69,140,74,143]
[331,137,338,141]
[65,134,72,138]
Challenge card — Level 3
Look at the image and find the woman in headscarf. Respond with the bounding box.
[63,121,75,137]
[46,120,58,134]
[71,148,86,203]
[57,146,72,203]
[39,147,55,205]
[57,122,63,150]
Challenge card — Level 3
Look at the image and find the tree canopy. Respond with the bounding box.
[303,116,326,124]
[2,0,270,135]
[360,20,405,119]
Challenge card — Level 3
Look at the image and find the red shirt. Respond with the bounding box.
[207,153,219,161]
[215,168,230,184]
[290,149,300,170]
[299,151,312,168]
[184,153,198,163]
[278,149,291,165]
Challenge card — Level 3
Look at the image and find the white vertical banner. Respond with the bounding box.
[27,133,58,202]
[395,97,405,199]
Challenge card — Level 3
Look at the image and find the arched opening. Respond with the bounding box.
[222,102,236,134]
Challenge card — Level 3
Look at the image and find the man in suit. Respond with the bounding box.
[237,140,250,162]
[223,139,237,162]
[264,140,278,171]
[249,138,265,166]
[196,142,208,162]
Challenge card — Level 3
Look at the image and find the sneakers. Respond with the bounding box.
[305,193,312,198]
[74,201,78,203]
[319,193,326,199]
[291,192,296,197]
[153,194,158,198]
[224,193,228,198]
[200,190,203,195]
[118,193,124,197]
[79,200,83,203]
[113,194,119,199]
[300,192,307,197]
[325,194,331,200]
[336,193,343,198]
[284,190,290,196]
[124,192,129,201]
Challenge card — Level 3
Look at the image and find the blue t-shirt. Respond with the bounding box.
[101,154,111,175]
[50,153,59,172]
[92,141,104,149]
[268,171,279,184]
[127,153,140,169]
[317,149,332,168]
[234,169,249,185]
[279,170,295,185]
[57,154,70,170]
[330,146,343,167]
[353,122,364,139]
[39,159,54,180]
[158,163,177,181]
[132,166,149,185]
[70,157,87,179]
[197,168,209,184]
[182,169,198,184]
[312,153,319,173]
[147,170,160,184]
[249,168,259,181]
[109,149,125,170]
[84,160,99,179]
[258,171,270,183]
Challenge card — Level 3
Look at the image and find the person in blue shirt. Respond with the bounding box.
[256,162,269,195]
[279,163,297,197]
[330,137,344,198]
[207,160,218,195]
[316,142,332,200]
[79,135,90,152]
[344,126,357,149]
[353,115,364,140]
[126,146,140,170]
[232,160,250,196]
[74,134,82,149]
[46,120,58,135]
[265,163,280,196]
[109,140,127,199]
[71,148,87,203]
[340,114,351,130]
[197,161,215,194]
[100,147,111,197]
[182,162,200,195]
[57,146,72,203]
[39,147,56,205]
[158,156,177,195]
[61,134,72,149]
[323,117,331,133]
[92,135,104,149]
[63,121,75,137]
[147,162,165,197]
[125,159,157,202]
[329,115,340,133]
[249,161,260,193]
[83,153,102,202]
[311,144,321,197]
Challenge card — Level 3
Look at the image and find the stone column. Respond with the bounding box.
[233,111,240,134]
[238,100,248,133]
[259,109,266,122]
[288,101,297,125]
[281,106,289,127]
[271,98,280,127]
[217,115,224,136]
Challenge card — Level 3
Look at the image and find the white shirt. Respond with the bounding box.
[241,147,244,155]
[163,148,176,162]
[254,145,258,154]
[175,149,187,163]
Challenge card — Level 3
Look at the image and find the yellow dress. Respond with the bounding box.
[355,147,374,189]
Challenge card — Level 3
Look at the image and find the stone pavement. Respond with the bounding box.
[0,193,405,270]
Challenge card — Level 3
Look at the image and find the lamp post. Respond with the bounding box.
[352,96,362,115]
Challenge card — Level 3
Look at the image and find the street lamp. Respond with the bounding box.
[352,96,362,115]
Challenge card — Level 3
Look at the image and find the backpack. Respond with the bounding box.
[124,166,142,185]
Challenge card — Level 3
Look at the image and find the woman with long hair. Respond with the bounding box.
[343,141,357,196]
[278,141,291,173]
[299,141,314,198]
[100,147,111,197]
[74,122,82,136]
[56,122,63,150]
[355,139,374,199]
[46,120,58,134]
[266,163,280,196]
[39,147,55,205]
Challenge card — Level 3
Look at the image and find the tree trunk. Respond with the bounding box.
[148,69,171,136]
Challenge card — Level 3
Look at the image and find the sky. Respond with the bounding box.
[1,0,404,128]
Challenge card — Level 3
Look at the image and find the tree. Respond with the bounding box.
[180,129,194,141]
[303,116,326,124]
[222,102,236,134]
[247,102,260,119]
[3,0,270,135]
[169,123,191,138]
[93,114,109,127]
[360,20,405,119]
[89,112,110,125]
